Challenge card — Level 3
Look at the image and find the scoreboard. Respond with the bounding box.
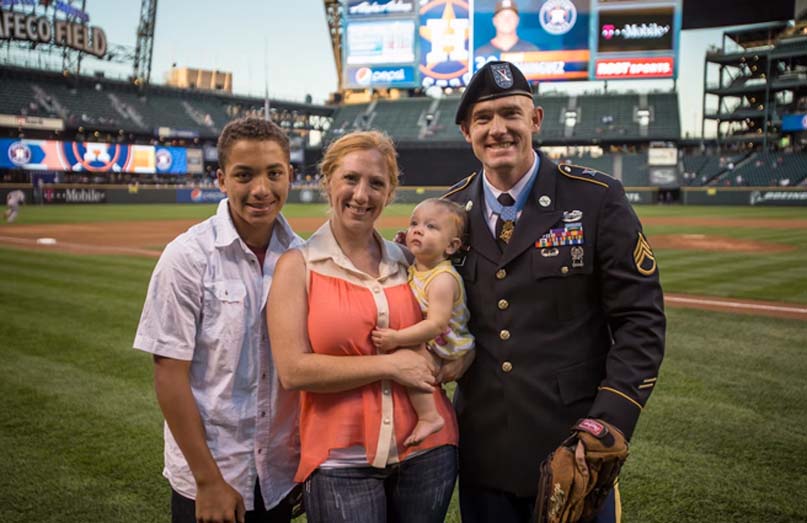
[342,0,681,89]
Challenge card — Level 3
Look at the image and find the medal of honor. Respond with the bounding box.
[499,220,515,244]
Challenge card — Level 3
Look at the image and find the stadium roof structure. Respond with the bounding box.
[702,21,807,148]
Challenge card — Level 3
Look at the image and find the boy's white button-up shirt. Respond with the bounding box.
[134,198,303,510]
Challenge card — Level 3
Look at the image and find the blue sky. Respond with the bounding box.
[81,0,761,138]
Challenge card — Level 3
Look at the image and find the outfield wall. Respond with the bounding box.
[682,187,807,206]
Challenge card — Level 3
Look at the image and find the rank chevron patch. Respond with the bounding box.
[633,232,657,276]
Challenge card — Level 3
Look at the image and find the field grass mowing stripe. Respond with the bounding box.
[0,271,147,318]
[0,353,164,522]
[0,245,158,274]
[619,307,807,522]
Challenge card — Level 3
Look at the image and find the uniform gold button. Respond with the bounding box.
[498,299,509,310]
[502,361,513,373]
[496,269,507,280]
[499,329,510,340]
[383,418,391,425]
[561,266,569,274]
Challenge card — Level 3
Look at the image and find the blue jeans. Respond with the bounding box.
[459,480,618,523]
[304,445,457,523]
[171,481,293,523]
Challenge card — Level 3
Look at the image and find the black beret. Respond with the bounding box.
[455,61,532,125]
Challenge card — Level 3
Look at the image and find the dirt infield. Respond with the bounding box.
[1,215,805,321]
[642,216,807,230]
[649,234,795,253]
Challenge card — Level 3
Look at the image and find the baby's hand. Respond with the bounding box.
[372,328,399,352]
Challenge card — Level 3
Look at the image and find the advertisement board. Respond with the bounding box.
[648,146,677,166]
[176,188,226,204]
[781,114,807,132]
[591,0,680,80]
[0,138,197,174]
[345,0,417,17]
[41,187,107,204]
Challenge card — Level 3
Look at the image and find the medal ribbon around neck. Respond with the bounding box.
[483,158,540,224]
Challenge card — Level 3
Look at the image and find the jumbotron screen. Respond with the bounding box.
[342,0,681,89]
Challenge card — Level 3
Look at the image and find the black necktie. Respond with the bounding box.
[495,192,516,247]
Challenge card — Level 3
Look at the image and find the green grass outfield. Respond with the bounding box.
[1,203,806,522]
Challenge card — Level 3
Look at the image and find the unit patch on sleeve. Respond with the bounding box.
[633,232,657,276]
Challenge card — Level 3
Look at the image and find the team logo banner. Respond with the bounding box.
[419,0,471,88]
[0,139,192,174]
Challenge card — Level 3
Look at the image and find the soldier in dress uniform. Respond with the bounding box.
[442,61,666,523]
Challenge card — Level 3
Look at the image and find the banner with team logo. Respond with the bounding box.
[419,0,471,89]
[0,138,196,175]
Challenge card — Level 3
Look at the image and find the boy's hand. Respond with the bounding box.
[372,328,400,352]
[195,477,246,523]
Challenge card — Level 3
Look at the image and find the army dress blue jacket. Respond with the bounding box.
[444,151,666,497]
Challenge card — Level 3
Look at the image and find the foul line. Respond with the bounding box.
[665,295,807,315]
[0,235,160,257]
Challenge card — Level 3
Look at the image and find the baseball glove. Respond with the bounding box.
[534,418,629,523]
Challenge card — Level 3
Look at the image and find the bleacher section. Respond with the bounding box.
[647,93,680,140]
[711,152,807,186]
[425,97,463,141]
[575,94,640,139]
[0,66,332,139]
[682,154,724,185]
[535,95,569,139]
[326,91,680,145]
[621,154,650,186]
[368,98,431,141]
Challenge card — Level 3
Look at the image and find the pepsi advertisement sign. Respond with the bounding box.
[176,188,226,204]
[346,65,417,88]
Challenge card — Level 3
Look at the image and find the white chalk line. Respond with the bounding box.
[666,294,807,315]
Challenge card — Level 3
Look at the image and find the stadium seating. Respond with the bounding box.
[534,95,569,140]
[574,94,640,139]
[711,151,807,186]
[647,93,680,139]
[328,103,370,139]
[620,154,650,186]
[324,91,679,147]
[0,66,332,140]
[369,98,432,141]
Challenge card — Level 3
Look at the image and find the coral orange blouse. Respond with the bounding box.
[294,222,458,482]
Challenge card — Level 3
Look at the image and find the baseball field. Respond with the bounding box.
[1,202,806,523]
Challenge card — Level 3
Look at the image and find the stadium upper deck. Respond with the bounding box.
[0,65,334,141]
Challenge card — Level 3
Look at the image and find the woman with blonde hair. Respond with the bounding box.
[268,131,459,522]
